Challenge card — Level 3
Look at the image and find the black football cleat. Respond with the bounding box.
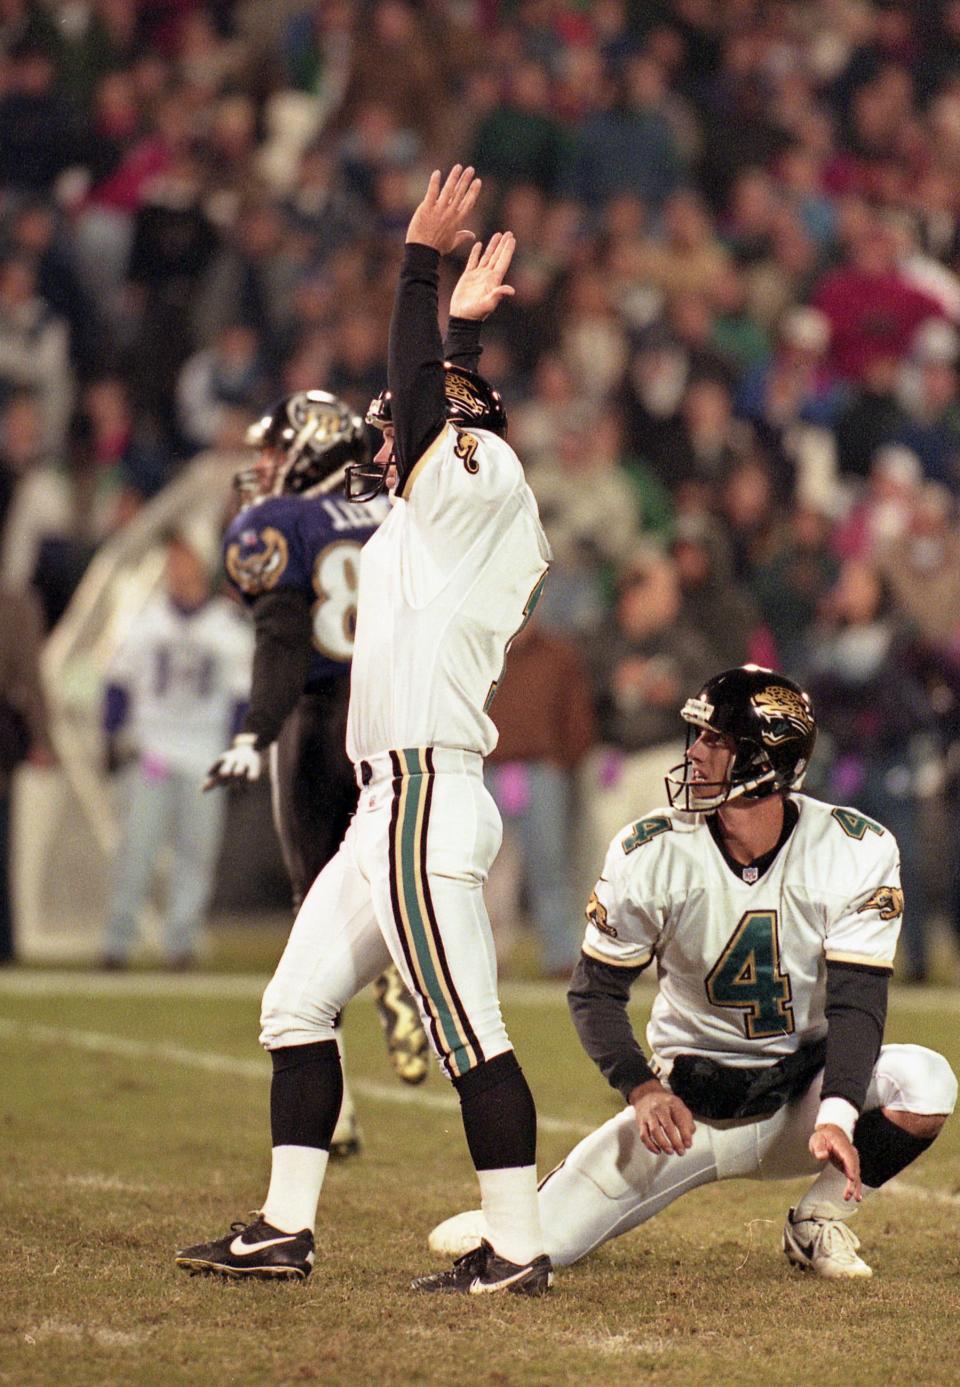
[373,965,430,1085]
[175,1214,314,1280]
[411,1239,552,1296]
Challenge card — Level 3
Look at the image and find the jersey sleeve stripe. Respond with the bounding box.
[582,941,654,969]
[393,425,448,499]
[824,950,895,971]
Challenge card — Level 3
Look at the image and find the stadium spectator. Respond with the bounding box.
[486,621,597,978]
[834,354,909,480]
[7,201,103,379]
[527,404,639,636]
[470,59,569,198]
[894,322,960,490]
[812,214,945,384]
[752,504,840,672]
[0,255,72,452]
[567,53,685,211]
[0,391,74,600]
[736,305,843,434]
[0,41,79,195]
[581,550,713,880]
[832,443,924,562]
[804,558,937,983]
[176,324,269,452]
[193,201,299,360]
[877,483,960,648]
[670,512,764,671]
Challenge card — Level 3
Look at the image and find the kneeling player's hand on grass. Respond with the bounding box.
[809,1123,862,1202]
[630,1079,696,1157]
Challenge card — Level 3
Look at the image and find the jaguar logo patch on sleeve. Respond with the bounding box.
[858,885,904,920]
[225,526,290,596]
[585,890,617,937]
[454,429,480,473]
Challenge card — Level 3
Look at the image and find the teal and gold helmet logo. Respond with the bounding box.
[858,885,904,921]
[751,684,814,746]
[225,526,289,596]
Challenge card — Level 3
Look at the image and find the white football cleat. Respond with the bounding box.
[428,1209,486,1259]
[782,1207,873,1278]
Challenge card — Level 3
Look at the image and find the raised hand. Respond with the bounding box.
[406,165,482,256]
[449,232,516,322]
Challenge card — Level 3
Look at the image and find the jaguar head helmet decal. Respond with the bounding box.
[751,684,816,747]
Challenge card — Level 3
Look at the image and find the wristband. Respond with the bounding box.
[815,1096,859,1140]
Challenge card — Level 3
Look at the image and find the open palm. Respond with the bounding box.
[405,165,482,255]
[450,232,516,321]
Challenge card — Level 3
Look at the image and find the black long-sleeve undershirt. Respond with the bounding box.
[388,243,448,489]
[242,589,315,750]
[822,959,889,1112]
[567,953,656,1102]
[569,951,888,1114]
[444,314,483,372]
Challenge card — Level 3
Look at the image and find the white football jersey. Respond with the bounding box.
[346,423,551,761]
[107,595,253,775]
[583,794,903,1070]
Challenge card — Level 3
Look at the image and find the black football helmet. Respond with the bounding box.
[235,391,368,505]
[346,363,508,501]
[665,665,817,812]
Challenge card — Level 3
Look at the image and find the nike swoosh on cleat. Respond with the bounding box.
[468,1266,537,1294]
[229,1233,298,1256]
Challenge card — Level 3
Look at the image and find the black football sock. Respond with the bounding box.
[453,1051,543,1264]
[854,1108,937,1187]
[270,1039,344,1150]
[453,1050,537,1170]
[259,1041,344,1234]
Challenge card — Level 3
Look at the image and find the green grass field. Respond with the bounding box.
[2,957,959,1387]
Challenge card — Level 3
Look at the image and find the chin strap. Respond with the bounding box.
[666,764,777,812]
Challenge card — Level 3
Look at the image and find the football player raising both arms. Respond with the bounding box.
[208,391,430,1153]
[430,666,956,1281]
[177,166,554,1294]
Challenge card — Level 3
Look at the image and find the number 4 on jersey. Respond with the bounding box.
[622,816,672,854]
[831,807,884,840]
[705,910,795,1039]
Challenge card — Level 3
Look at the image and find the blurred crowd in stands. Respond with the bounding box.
[7,0,960,978]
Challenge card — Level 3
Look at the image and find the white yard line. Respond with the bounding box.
[1,968,957,1012]
[0,1017,591,1137]
[0,970,586,1006]
[3,1016,960,1205]
[23,1320,149,1349]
